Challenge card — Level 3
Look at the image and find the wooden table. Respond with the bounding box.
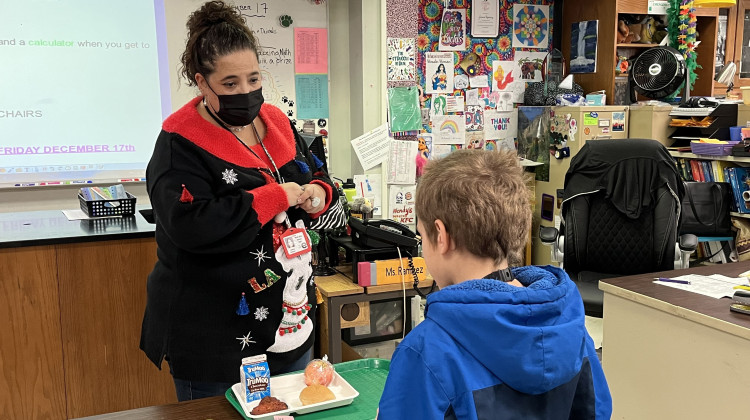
[75,396,238,420]
[315,265,433,363]
[600,261,750,419]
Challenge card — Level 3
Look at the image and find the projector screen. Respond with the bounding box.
[0,0,170,188]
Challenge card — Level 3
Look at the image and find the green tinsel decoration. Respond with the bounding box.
[666,0,700,99]
[307,229,320,246]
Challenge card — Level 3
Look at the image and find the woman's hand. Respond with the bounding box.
[280,182,306,207]
[297,183,326,214]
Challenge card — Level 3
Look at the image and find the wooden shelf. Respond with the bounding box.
[731,212,750,219]
[617,43,659,48]
[669,151,750,163]
[563,0,718,104]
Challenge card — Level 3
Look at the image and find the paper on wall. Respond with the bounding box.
[515,51,547,83]
[432,144,462,160]
[469,75,489,88]
[387,37,416,81]
[497,138,516,151]
[471,0,500,38]
[350,124,390,171]
[388,184,417,226]
[439,9,467,51]
[497,91,515,111]
[491,61,517,91]
[445,95,465,113]
[466,88,480,106]
[387,139,418,185]
[484,110,518,140]
[430,94,447,117]
[432,115,466,145]
[294,28,328,74]
[353,174,382,216]
[465,105,484,132]
[425,52,454,94]
[465,131,485,149]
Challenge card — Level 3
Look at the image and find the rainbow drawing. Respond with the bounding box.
[440,119,460,133]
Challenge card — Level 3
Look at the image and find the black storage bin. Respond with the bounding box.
[78,192,136,217]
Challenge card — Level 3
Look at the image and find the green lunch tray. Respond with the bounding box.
[226,358,391,420]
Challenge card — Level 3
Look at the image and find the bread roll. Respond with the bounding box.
[299,385,336,405]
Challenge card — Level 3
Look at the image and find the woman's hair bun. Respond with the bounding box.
[187,1,244,33]
[180,0,259,86]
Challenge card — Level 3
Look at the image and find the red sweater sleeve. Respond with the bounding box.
[248,183,289,225]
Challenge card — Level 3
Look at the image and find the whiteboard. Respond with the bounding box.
[237,0,328,127]
[0,0,330,189]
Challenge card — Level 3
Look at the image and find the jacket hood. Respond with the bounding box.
[424,265,588,394]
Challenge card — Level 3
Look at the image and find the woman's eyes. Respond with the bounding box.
[222,78,260,89]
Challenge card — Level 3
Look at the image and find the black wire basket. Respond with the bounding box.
[78,192,136,217]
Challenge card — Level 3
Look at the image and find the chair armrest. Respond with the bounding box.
[539,226,559,244]
[679,234,698,252]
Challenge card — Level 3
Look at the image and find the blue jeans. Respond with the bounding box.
[172,347,313,401]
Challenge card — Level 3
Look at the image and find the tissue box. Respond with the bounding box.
[586,93,606,106]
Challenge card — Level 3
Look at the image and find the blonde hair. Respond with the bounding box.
[416,149,531,265]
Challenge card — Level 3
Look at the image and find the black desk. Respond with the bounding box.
[0,206,155,249]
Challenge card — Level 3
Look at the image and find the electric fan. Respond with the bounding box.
[628,46,687,104]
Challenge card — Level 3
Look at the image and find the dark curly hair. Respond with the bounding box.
[180,0,260,86]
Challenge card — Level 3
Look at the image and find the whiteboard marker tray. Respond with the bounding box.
[229,371,359,419]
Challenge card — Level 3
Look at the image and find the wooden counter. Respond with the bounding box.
[0,210,175,419]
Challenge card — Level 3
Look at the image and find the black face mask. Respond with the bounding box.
[205,82,264,127]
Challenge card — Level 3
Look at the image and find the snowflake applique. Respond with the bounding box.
[222,168,238,185]
[249,245,270,267]
[236,331,256,351]
[255,306,269,321]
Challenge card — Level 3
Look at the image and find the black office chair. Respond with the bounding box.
[540,139,697,318]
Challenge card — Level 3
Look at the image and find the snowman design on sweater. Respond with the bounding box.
[266,216,314,353]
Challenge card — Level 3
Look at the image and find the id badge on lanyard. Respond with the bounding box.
[280,226,311,258]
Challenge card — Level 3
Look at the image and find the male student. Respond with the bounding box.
[377,149,612,419]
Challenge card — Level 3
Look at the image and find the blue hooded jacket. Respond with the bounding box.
[377,265,612,419]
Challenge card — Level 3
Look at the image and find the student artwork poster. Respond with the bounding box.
[430,95,447,117]
[491,61,517,92]
[432,115,466,145]
[484,110,518,140]
[465,105,484,132]
[466,132,485,150]
[512,4,550,49]
[438,9,467,51]
[515,52,547,83]
[425,52,454,94]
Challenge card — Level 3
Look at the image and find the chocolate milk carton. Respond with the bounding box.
[240,354,271,403]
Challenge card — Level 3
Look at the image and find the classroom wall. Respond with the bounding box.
[0,0,386,213]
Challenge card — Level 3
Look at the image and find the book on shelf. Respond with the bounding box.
[726,167,750,214]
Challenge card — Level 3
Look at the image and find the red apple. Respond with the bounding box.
[304,357,334,386]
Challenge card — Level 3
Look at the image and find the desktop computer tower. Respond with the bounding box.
[518,106,630,266]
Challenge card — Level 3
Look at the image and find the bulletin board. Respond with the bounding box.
[414,0,554,152]
[235,0,329,131]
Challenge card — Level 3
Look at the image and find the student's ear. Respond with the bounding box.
[434,219,453,254]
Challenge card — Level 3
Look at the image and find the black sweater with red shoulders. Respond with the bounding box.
[140,97,336,382]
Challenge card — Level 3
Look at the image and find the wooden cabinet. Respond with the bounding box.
[0,246,67,419]
[716,1,750,95]
[57,239,176,418]
[0,238,176,419]
[563,0,719,104]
